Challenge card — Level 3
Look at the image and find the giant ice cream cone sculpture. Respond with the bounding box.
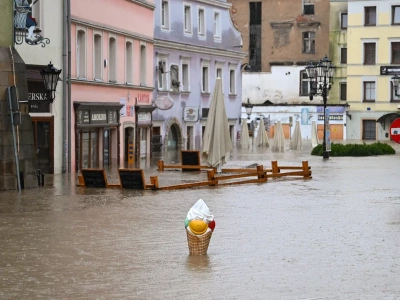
[185,199,215,255]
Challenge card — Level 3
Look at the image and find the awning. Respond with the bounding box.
[376,112,400,129]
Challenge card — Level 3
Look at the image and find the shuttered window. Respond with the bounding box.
[364,43,376,65]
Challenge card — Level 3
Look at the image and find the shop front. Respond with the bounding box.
[26,66,54,174]
[74,102,122,172]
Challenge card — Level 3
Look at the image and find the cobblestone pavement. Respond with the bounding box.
[0,140,400,299]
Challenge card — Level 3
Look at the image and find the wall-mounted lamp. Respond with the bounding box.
[241,63,251,72]
[346,104,351,120]
[40,61,61,103]
[392,73,400,96]
[244,98,253,119]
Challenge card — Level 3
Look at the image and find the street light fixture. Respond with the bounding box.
[40,61,62,102]
[244,98,253,119]
[392,73,400,96]
[305,55,336,159]
[345,104,352,120]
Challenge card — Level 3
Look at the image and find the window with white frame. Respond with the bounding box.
[93,34,102,80]
[391,82,400,101]
[364,6,376,26]
[363,42,376,65]
[341,13,348,29]
[170,65,180,92]
[161,0,170,30]
[109,37,117,82]
[363,81,375,102]
[201,61,210,93]
[300,70,310,96]
[391,42,400,64]
[229,67,236,95]
[77,29,86,79]
[140,44,146,86]
[302,32,315,53]
[184,4,192,34]
[158,57,168,90]
[393,6,400,25]
[214,11,221,39]
[216,65,223,92]
[181,60,190,92]
[198,8,205,36]
[125,41,133,84]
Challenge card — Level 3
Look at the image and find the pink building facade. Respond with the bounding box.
[70,0,154,172]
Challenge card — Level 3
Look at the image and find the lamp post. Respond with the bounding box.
[392,74,400,96]
[305,56,335,159]
[40,62,62,102]
[244,98,253,119]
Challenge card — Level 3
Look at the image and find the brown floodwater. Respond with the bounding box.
[1,142,400,299]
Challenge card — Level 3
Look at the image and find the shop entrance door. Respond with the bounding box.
[104,129,110,169]
[32,117,54,174]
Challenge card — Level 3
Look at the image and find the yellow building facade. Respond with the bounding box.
[347,0,400,140]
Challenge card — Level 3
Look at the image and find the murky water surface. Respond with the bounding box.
[1,143,400,299]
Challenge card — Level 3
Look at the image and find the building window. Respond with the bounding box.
[170,65,180,92]
[364,6,376,26]
[161,0,169,29]
[362,120,376,140]
[340,47,347,64]
[391,82,400,102]
[393,6,400,25]
[363,82,375,102]
[391,42,400,64]
[181,62,189,92]
[216,66,223,92]
[125,41,133,84]
[303,0,314,15]
[201,63,209,93]
[364,43,376,65]
[302,32,315,54]
[229,68,236,95]
[341,13,348,29]
[198,8,205,36]
[109,37,117,83]
[140,45,146,86]
[77,30,86,79]
[158,59,167,90]
[249,2,262,72]
[214,11,221,39]
[184,5,192,34]
[93,34,102,80]
[340,82,347,100]
[27,0,40,27]
[300,70,310,96]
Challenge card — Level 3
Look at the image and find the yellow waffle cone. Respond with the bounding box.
[186,229,212,255]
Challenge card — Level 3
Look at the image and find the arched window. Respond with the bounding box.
[94,34,102,80]
[125,41,133,84]
[109,37,117,82]
[77,30,86,78]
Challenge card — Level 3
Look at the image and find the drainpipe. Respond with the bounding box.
[67,0,72,173]
[62,0,67,173]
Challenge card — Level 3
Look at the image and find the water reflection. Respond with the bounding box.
[185,255,212,272]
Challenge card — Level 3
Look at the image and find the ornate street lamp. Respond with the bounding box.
[40,62,62,102]
[305,56,336,159]
[392,74,400,97]
[244,98,253,119]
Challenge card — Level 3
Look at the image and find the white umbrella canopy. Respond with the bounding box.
[202,78,232,169]
[311,120,319,148]
[239,119,251,148]
[290,120,302,150]
[272,121,285,152]
[255,119,269,147]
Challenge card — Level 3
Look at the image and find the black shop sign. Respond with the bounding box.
[28,81,50,113]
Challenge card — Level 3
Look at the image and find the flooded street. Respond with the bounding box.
[1,142,400,299]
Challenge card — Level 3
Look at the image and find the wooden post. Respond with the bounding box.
[302,161,311,178]
[257,165,267,180]
[150,176,159,188]
[271,161,279,174]
[158,160,164,171]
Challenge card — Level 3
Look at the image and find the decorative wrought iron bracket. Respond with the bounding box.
[14,28,50,48]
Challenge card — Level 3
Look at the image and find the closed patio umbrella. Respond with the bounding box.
[272,121,285,152]
[202,78,232,172]
[311,120,319,148]
[290,120,302,150]
[240,119,251,148]
[255,119,269,147]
